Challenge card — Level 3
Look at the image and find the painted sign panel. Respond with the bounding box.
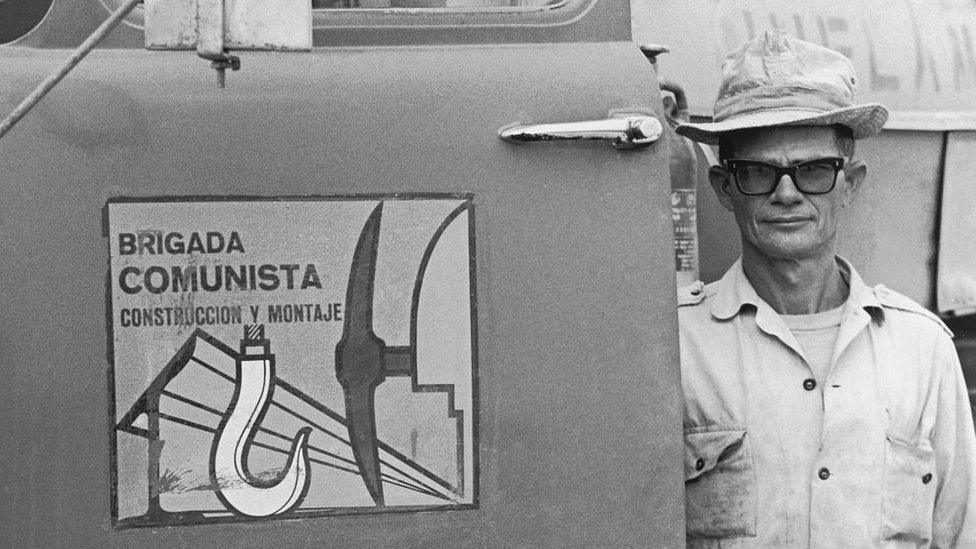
[106,196,477,527]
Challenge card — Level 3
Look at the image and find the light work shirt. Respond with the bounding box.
[782,304,844,384]
[678,258,976,548]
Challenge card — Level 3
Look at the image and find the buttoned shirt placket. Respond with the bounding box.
[744,282,830,546]
[808,281,888,546]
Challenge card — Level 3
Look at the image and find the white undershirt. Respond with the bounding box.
[781,303,845,383]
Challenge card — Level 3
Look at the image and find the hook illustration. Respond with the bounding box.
[335,202,415,507]
[211,324,312,517]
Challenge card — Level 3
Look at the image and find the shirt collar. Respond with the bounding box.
[709,255,884,322]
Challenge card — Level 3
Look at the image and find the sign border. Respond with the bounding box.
[103,193,479,529]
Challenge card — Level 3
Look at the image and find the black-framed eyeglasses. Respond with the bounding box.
[723,157,845,196]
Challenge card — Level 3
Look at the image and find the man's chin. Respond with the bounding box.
[751,236,827,261]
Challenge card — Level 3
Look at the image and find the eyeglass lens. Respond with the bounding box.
[734,160,840,195]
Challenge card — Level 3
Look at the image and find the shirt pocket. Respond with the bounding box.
[684,427,757,539]
[881,434,938,543]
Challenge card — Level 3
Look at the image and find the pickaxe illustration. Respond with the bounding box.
[334,202,413,507]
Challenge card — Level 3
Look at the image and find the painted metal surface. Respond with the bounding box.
[0,0,683,545]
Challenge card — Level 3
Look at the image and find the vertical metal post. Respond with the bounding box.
[196,0,239,88]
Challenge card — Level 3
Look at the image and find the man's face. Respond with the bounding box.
[709,126,866,262]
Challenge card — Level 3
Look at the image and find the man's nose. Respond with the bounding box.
[770,174,804,204]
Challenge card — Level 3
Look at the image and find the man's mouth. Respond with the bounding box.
[764,216,813,227]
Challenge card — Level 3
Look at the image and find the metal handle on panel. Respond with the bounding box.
[499,113,663,150]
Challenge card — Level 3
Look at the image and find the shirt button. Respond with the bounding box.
[803,378,817,391]
[818,467,831,480]
[923,473,933,484]
[695,458,705,471]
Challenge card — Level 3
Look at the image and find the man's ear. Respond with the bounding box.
[840,159,866,207]
[708,164,736,212]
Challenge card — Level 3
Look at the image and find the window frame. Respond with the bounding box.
[94,0,628,47]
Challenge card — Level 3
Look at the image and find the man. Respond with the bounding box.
[674,30,976,547]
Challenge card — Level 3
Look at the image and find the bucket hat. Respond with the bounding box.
[675,30,889,144]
